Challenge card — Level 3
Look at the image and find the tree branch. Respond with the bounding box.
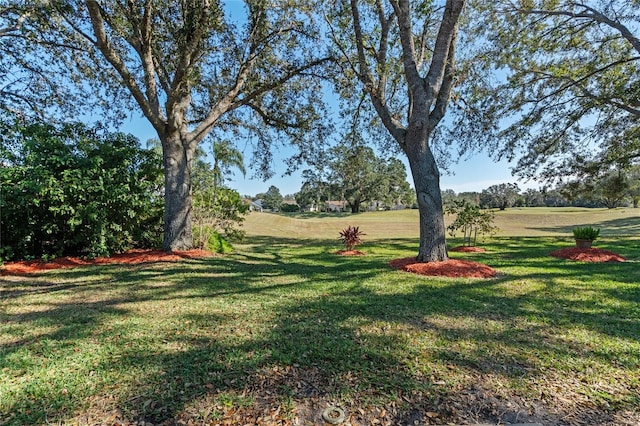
[422,0,464,101]
[350,0,375,88]
[236,57,331,108]
[390,0,423,97]
[0,8,27,36]
[518,55,640,117]
[374,0,394,98]
[517,3,640,55]
[85,0,162,130]
[245,102,303,129]
[429,27,459,127]
[351,0,405,144]
[187,3,270,147]
[138,0,161,118]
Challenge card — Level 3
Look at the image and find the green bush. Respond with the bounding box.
[192,181,248,249]
[208,231,233,254]
[193,226,233,254]
[280,203,300,212]
[573,226,600,240]
[445,200,497,246]
[0,120,163,260]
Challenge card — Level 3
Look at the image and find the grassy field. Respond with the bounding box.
[244,206,640,238]
[1,208,639,425]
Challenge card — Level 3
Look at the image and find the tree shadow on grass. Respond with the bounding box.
[1,236,639,425]
[106,272,639,424]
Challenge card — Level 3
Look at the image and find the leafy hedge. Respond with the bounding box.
[0,120,164,260]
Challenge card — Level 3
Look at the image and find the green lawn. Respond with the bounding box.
[244,206,640,238]
[1,208,639,425]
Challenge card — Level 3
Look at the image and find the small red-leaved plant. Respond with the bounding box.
[339,225,365,251]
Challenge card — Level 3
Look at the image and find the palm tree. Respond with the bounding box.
[212,140,245,185]
[210,139,246,208]
[190,139,246,249]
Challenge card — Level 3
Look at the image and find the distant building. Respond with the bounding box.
[326,200,347,212]
[245,199,263,212]
[302,203,320,212]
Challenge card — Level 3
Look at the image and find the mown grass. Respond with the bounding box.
[1,208,639,424]
[244,206,640,238]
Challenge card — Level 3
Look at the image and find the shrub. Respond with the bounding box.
[192,185,247,250]
[573,226,600,240]
[193,226,233,254]
[280,203,300,213]
[0,121,163,260]
[338,225,365,251]
[445,200,497,246]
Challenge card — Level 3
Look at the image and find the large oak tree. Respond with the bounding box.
[328,143,386,213]
[326,0,465,261]
[3,0,329,251]
[326,141,413,213]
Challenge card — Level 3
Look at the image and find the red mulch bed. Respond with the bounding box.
[550,247,625,263]
[335,250,366,256]
[389,257,497,278]
[0,249,212,275]
[450,246,487,253]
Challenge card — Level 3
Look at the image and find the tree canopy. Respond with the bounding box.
[561,167,631,209]
[472,0,640,181]
[294,142,413,213]
[327,143,413,213]
[480,183,521,210]
[328,143,386,213]
[1,2,76,116]
[0,0,330,251]
[262,185,284,211]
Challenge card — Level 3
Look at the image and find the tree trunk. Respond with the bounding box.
[161,131,195,251]
[405,130,448,262]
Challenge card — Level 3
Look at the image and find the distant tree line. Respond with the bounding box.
[442,167,640,210]
[295,143,414,213]
[246,164,640,215]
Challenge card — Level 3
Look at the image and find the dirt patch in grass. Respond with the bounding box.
[335,250,366,256]
[0,249,212,275]
[550,247,625,262]
[389,257,497,278]
[70,367,638,426]
[450,246,487,253]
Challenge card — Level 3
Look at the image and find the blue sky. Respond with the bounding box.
[117,0,539,198]
[121,114,535,198]
[228,152,534,197]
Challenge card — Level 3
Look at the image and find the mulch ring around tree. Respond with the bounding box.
[550,247,625,262]
[0,249,213,276]
[389,257,497,278]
